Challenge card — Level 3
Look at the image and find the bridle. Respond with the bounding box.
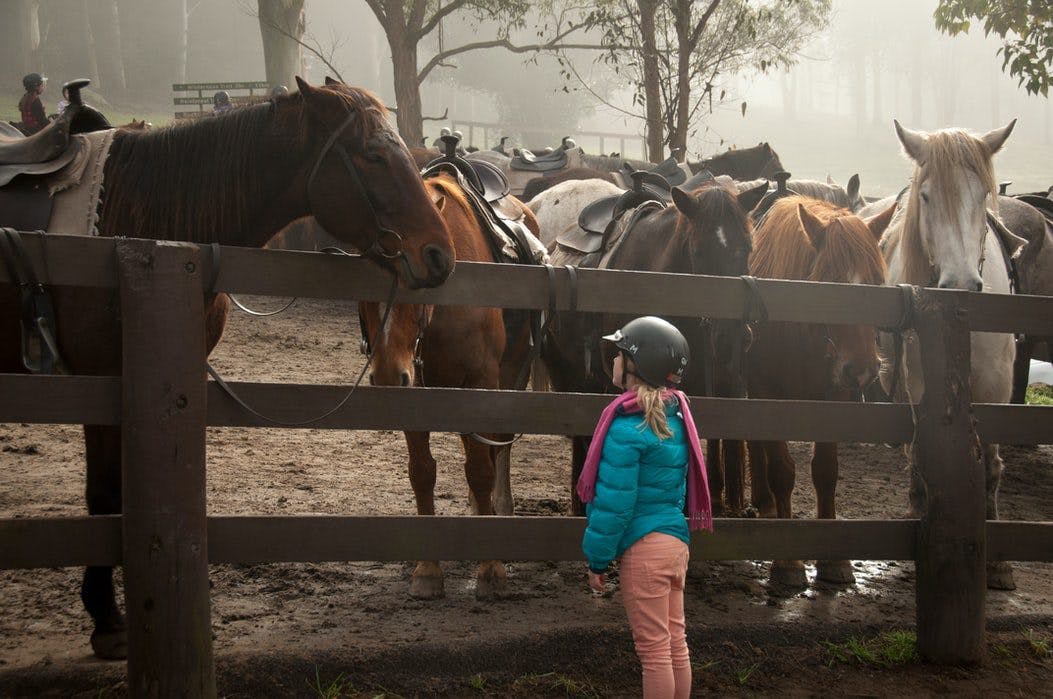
[305,108,405,262]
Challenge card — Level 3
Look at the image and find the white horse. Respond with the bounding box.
[527,178,624,248]
[879,119,1018,589]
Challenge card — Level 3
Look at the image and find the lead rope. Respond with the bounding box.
[205,244,400,427]
[877,283,916,404]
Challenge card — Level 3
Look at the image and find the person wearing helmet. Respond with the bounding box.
[577,316,712,699]
[18,73,48,134]
[270,85,289,99]
[212,91,233,116]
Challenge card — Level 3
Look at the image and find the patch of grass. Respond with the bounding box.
[991,642,1013,658]
[822,630,919,668]
[468,673,487,692]
[512,671,601,698]
[736,661,760,685]
[1026,384,1053,406]
[307,667,355,699]
[1026,628,1051,659]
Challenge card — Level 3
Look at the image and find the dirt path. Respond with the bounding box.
[1,299,1050,696]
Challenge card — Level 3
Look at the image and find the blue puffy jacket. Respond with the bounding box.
[582,400,690,573]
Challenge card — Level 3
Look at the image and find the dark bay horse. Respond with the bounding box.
[358,172,538,600]
[0,77,455,659]
[746,196,894,587]
[537,181,767,515]
[691,142,784,181]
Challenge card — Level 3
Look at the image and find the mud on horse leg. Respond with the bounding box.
[571,436,589,516]
[460,434,508,599]
[747,440,775,517]
[405,431,445,600]
[765,441,807,588]
[983,443,1015,590]
[811,441,855,584]
[82,425,127,660]
[706,439,726,516]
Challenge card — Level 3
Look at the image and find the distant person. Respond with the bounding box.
[18,73,48,134]
[212,91,234,116]
[55,85,71,114]
[270,85,289,99]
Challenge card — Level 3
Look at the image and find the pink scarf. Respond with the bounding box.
[576,389,713,532]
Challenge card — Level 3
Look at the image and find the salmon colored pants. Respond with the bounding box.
[619,532,692,699]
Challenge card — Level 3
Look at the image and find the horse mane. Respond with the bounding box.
[750,196,886,284]
[786,181,850,210]
[99,84,390,244]
[897,129,999,285]
[424,173,475,224]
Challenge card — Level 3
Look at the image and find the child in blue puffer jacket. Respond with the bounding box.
[577,316,712,699]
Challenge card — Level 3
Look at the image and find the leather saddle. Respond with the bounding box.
[560,170,669,254]
[424,133,523,224]
[619,156,689,189]
[0,79,112,230]
[510,137,576,172]
[749,170,796,224]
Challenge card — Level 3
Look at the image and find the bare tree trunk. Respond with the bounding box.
[86,0,125,96]
[258,0,305,90]
[389,26,424,145]
[0,0,36,89]
[39,0,99,88]
[669,0,693,162]
[637,0,664,163]
[870,51,882,126]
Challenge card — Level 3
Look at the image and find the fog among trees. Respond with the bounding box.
[1,0,1049,191]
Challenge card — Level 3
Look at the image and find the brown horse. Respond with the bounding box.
[0,77,455,659]
[359,171,538,600]
[536,180,767,516]
[745,196,895,587]
[690,142,784,181]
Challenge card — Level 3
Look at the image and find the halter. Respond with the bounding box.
[306,108,405,261]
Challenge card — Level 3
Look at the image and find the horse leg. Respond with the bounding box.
[461,434,508,600]
[405,431,444,600]
[82,425,127,660]
[766,441,807,588]
[811,442,855,584]
[1010,336,1033,405]
[723,439,747,516]
[747,440,774,517]
[492,443,515,516]
[705,439,726,516]
[571,436,589,516]
[983,443,1015,590]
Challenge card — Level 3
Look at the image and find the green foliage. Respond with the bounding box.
[307,667,355,699]
[1026,384,1053,406]
[934,0,1053,95]
[822,631,919,668]
[468,673,488,691]
[511,671,601,698]
[1026,628,1052,659]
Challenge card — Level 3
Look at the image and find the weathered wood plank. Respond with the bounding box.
[6,516,1050,570]
[974,403,1053,445]
[911,288,986,664]
[118,240,215,697]
[987,521,1053,562]
[0,374,120,424]
[4,235,1051,332]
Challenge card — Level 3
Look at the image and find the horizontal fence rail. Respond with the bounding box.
[2,516,1050,570]
[1,374,1050,444]
[3,234,1052,334]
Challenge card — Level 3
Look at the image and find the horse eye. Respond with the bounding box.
[364,152,384,163]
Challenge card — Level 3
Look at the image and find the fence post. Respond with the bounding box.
[118,239,216,696]
[911,287,985,664]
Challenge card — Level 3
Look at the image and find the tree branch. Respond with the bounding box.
[244,2,346,83]
[689,0,722,49]
[416,0,471,41]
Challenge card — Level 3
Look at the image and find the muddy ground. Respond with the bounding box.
[1,299,1050,697]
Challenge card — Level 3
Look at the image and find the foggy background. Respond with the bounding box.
[2,0,1049,194]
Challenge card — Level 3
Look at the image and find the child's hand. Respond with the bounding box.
[587,570,605,592]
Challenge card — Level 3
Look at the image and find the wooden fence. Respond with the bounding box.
[1,233,1052,696]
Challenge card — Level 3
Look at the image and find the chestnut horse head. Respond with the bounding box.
[750,196,895,393]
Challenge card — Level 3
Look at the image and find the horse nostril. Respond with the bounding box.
[400,371,411,387]
[423,244,452,282]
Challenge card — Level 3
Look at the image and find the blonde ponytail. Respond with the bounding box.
[635,384,672,440]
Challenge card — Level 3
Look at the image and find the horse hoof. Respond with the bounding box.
[770,560,807,588]
[987,562,1016,591]
[816,559,856,585]
[494,496,515,517]
[409,574,445,600]
[475,562,508,600]
[90,628,128,660]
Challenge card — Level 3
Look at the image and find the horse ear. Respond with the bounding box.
[846,174,860,201]
[894,119,927,162]
[826,173,834,185]
[980,118,1016,155]
[295,75,314,97]
[324,76,340,86]
[798,203,827,249]
[433,193,447,213]
[671,186,700,218]
[737,181,769,214]
[864,201,897,241]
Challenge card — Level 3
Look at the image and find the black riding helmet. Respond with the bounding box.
[603,316,690,388]
[23,73,45,92]
[213,90,231,106]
